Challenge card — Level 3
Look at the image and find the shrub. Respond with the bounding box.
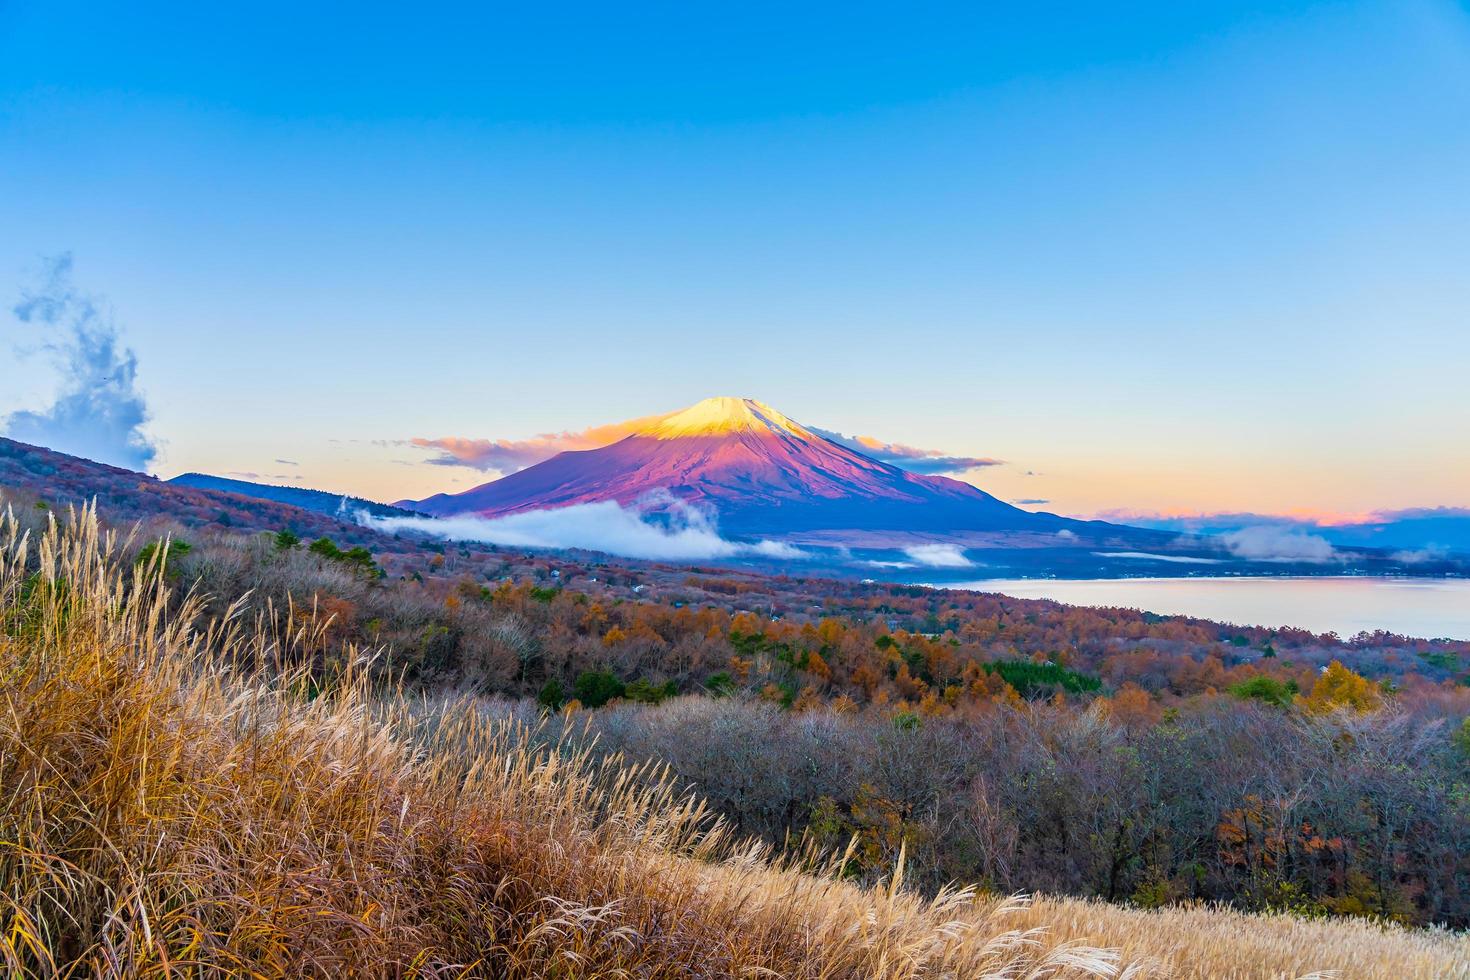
[625,678,678,704]
[1304,661,1383,713]
[537,678,565,711]
[1453,717,1470,758]
[136,538,192,566]
[308,536,379,577]
[574,670,626,708]
[1228,676,1298,707]
[982,659,1101,698]
[135,539,192,581]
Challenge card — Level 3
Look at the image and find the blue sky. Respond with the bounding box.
[2,1,1467,515]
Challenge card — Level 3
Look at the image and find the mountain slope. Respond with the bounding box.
[406,397,1106,537]
[169,472,424,521]
[0,437,389,549]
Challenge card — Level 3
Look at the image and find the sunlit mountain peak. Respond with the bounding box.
[634,396,814,441]
[405,395,1070,538]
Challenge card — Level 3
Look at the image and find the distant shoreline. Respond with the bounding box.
[930,574,1470,641]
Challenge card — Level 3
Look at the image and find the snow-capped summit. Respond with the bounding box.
[634,397,814,441]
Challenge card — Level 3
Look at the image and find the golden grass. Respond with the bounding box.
[0,503,1464,978]
[0,505,1122,977]
[1005,896,1470,980]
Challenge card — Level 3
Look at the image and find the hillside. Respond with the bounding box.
[169,471,425,520]
[1,505,1465,977]
[3,474,1465,934]
[1,437,400,551]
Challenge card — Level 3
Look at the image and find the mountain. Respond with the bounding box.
[404,397,1121,539]
[168,473,424,521]
[1121,509,1470,559]
[1320,510,1470,556]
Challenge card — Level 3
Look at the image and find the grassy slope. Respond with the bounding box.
[0,506,1465,978]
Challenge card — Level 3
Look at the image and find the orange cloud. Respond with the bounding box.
[411,414,667,472]
[1093,506,1385,527]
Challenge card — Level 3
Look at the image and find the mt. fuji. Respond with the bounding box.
[403,397,1112,541]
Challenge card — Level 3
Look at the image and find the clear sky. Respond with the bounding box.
[2,1,1467,517]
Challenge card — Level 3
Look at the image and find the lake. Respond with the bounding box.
[942,576,1470,640]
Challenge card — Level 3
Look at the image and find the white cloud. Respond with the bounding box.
[750,539,810,559]
[4,254,156,470]
[1390,546,1448,564]
[902,543,973,568]
[1221,526,1337,563]
[1094,551,1224,564]
[355,493,807,564]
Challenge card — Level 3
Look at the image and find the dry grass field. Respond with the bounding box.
[0,505,1464,978]
[1008,896,1469,979]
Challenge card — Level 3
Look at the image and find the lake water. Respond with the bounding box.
[942,576,1470,640]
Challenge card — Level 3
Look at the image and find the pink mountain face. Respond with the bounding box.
[406,397,1070,536]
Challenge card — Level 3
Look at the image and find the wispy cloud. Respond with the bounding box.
[902,543,974,568]
[1096,506,1470,559]
[1090,506,1470,529]
[1014,498,1050,506]
[1220,526,1337,563]
[354,491,808,563]
[228,470,302,482]
[1093,507,1367,528]
[4,254,156,470]
[1371,506,1470,522]
[808,427,1002,475]
[409,414,666,473]
[750,539,808,559]
[1094,551,1224,565]
[1391,546,1450,564]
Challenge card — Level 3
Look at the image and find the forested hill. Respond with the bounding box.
[168,472,424,520]
[0,437,389,549]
